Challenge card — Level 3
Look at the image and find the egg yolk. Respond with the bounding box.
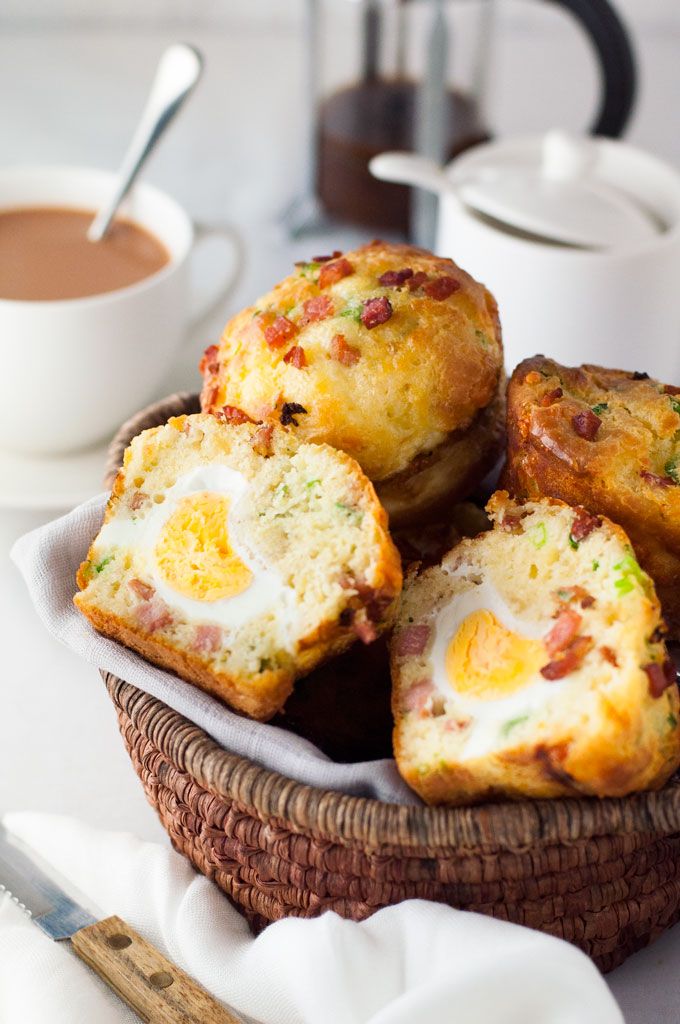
[445,609,545,700]
[155,492,252,601]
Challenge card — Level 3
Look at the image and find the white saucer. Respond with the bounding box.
[0,442,109,510]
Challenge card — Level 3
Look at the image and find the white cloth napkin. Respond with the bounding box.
[0,813,624,1024]
[11,496,414,804]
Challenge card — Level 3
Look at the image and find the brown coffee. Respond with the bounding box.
[0,206,170,301]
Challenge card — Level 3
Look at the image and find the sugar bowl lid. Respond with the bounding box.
[455,130,661,250]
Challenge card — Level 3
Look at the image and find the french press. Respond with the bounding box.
[288,0,636,240]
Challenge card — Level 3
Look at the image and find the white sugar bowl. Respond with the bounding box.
[371,132,680,383]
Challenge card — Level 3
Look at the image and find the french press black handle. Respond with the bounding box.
[548,0,637,137]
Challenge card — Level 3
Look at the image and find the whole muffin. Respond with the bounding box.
[200,241,504,526]
[504,357,680,640]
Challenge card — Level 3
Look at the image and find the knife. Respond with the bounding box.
[0,824,246,1023]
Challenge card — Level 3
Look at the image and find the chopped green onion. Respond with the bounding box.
[298,261,320,279]
[339,299,363,323]
[568,535,579,550]
[501,715,529,737]
[94,555,113,574]
[306,479,321,489]
[670,397,680,416]
[665,457,680,484]
[667,713,678,729]
[275,482,289,499]
[591,403,608,416]
[592,560,600,571]
[475,329,490,347]
[528,522,547,549]
[613,551,647,596]
[335,501,363,522]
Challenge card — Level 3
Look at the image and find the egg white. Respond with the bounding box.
[431,572,564,758]
[97,464,298,644]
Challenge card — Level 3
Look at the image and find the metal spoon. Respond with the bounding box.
[88,43,203,242]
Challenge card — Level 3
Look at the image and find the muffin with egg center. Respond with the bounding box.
[391,491,679,805]
[75,413,402,721]
[200,240,504,527]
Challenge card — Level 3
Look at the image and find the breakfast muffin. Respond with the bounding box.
[75,413,402,721]
[391,492,680,806]
[200,240,504,526]
[504,356,680,640]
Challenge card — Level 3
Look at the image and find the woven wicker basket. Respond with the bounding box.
[102,393,680,973]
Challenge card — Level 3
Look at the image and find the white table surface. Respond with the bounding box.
[2,13,680,1022]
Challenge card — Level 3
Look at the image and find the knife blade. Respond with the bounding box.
[0,824,247,1023]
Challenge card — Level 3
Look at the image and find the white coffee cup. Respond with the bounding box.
[0,165,241,455]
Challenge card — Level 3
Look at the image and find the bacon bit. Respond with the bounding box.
[499,511,528,533]
[263,316,297,349]
[556,585,595,608]
[641,470,676,488]
[422,275,460,300]
[572,409,601,440]
[202,383,220,410]
[280,402,307,427]
[571,507,602,542]
[601,645,619,667]
[251,423,274,457]
[395,624,431,657]
[406,271,428,292]
[403,678,435,714]
[540,387,563,407]
[128,578,155,601]
[354,618,378,644]
[525,371,542,385]
[129,491,148,511]
[644,659,677,698]
[199,343,220,375]
[221,405,256,425]
[663,384,680,395]
[545,609,582,658]
[378,268,414,287]
[540,635,593,680]
[329,333,360,366]
[444,717,470,732]
[361,296,393,329]
[311,250,342,263]
[136,600,172,633]
[193,624,222,654]
[318,257,354,289]
[283,345,307,369]
[300,295,334,325]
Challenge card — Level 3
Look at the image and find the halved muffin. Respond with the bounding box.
[504,356,680,640]
[200,240,504,527]
[391,492,680,805]
[75,413,402,720]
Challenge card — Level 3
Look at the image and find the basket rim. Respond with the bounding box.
[104,392,680,852]
[105,671,680,851]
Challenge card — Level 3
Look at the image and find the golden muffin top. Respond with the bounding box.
[200,241,503,482]
[507,357,680,524]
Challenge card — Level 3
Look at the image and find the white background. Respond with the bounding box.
[1,2,680,1020]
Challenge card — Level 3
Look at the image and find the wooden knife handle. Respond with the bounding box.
[71,915,244,1023]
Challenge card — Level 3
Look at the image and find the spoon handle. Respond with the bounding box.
[88,43,203,242]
